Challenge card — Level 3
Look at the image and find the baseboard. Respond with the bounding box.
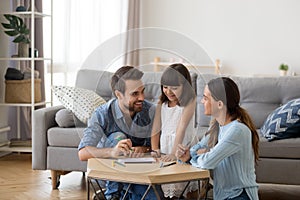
[0,151,11,157]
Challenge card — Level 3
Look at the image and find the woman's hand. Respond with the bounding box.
[176,144,191,163]
[196,148,208,155]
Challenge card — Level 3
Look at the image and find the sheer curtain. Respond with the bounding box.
[124,0,140,67]
[51,0,128,86]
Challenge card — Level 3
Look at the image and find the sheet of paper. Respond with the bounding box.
[117,157,156,164]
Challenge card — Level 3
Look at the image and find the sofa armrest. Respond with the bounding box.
[32,105,64,170]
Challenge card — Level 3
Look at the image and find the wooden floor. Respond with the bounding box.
[1,153,300,200]
[0,153,86,200]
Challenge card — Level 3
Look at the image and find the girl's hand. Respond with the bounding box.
[176,144,191,163]
[176,144,187,157]
[150,149,161,158]
[161,154,176,162]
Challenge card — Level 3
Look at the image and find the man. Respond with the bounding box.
[78,66,159,200]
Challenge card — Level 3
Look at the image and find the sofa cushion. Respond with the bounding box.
[55,108,75,128]
[52,86,106,124]
[260,98,300,141]
[194,76,300,128]
[76,69,114,101]
[47,127,84,147]
[233,76,300,128]
[258,135,300,159]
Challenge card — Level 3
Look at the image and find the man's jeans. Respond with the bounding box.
[98,132,127,198]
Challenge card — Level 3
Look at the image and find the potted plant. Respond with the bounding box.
[279,63,289,76]
[1,14,30,57]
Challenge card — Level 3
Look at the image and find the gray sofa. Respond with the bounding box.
[33,69,300,189]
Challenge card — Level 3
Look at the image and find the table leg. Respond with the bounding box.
[87,178,90,200]
[140,185,152,200]
[121,183,132,200]
[204,178,210,200]
[151,185,161,200]
[197,180,201,200]
[197,178,210,200]
[179,181,191,198]
[89,178,107,200]
[94,180,106,200]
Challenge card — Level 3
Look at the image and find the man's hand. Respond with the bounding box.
[126,146,144,158]
[175,143,191,163]
[111,139,133,157]
[131,146,145,153]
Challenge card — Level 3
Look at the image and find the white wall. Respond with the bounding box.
[140,0,300,76]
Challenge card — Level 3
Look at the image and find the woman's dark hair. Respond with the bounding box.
[160,63,195,106]
[205,77,259,164]
[111,66,143,95]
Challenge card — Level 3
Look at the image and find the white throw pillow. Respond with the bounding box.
[52,86,106,124]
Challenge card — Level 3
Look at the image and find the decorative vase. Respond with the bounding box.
[16,6,27,12]
[27,3,38,12]
[18,42,29,57]
[279,70,287,76]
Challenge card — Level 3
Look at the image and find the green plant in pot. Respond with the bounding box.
[1,14,30,57]
[279,63,289,76]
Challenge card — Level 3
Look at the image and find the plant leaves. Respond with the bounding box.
[4,14,13,21]
[1,23,13,29]
[13,35,26,43]
[4,30,19,36]
[24,29,30,35]
[2,14,30,43]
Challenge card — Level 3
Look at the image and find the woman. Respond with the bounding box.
[176,77,259,200]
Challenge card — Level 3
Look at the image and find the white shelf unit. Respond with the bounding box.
[0,0,53,153]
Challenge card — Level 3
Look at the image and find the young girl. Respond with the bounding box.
[151,63,198,198]
[176,77,259,200]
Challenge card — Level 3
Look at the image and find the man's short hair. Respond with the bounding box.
[111,66,144,95]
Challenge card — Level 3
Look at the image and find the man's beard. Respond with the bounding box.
[125,101,143,112]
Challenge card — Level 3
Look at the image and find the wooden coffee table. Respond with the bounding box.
[87,158,210,200]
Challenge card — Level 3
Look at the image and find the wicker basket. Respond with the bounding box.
[5,79,42,103]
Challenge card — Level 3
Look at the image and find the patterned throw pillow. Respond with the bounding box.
[260,98,300,141]
[52,86,106,124]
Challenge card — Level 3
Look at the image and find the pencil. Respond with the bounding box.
[116,137,133,152]
[161,162,176,168]
[185,141,191,147]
